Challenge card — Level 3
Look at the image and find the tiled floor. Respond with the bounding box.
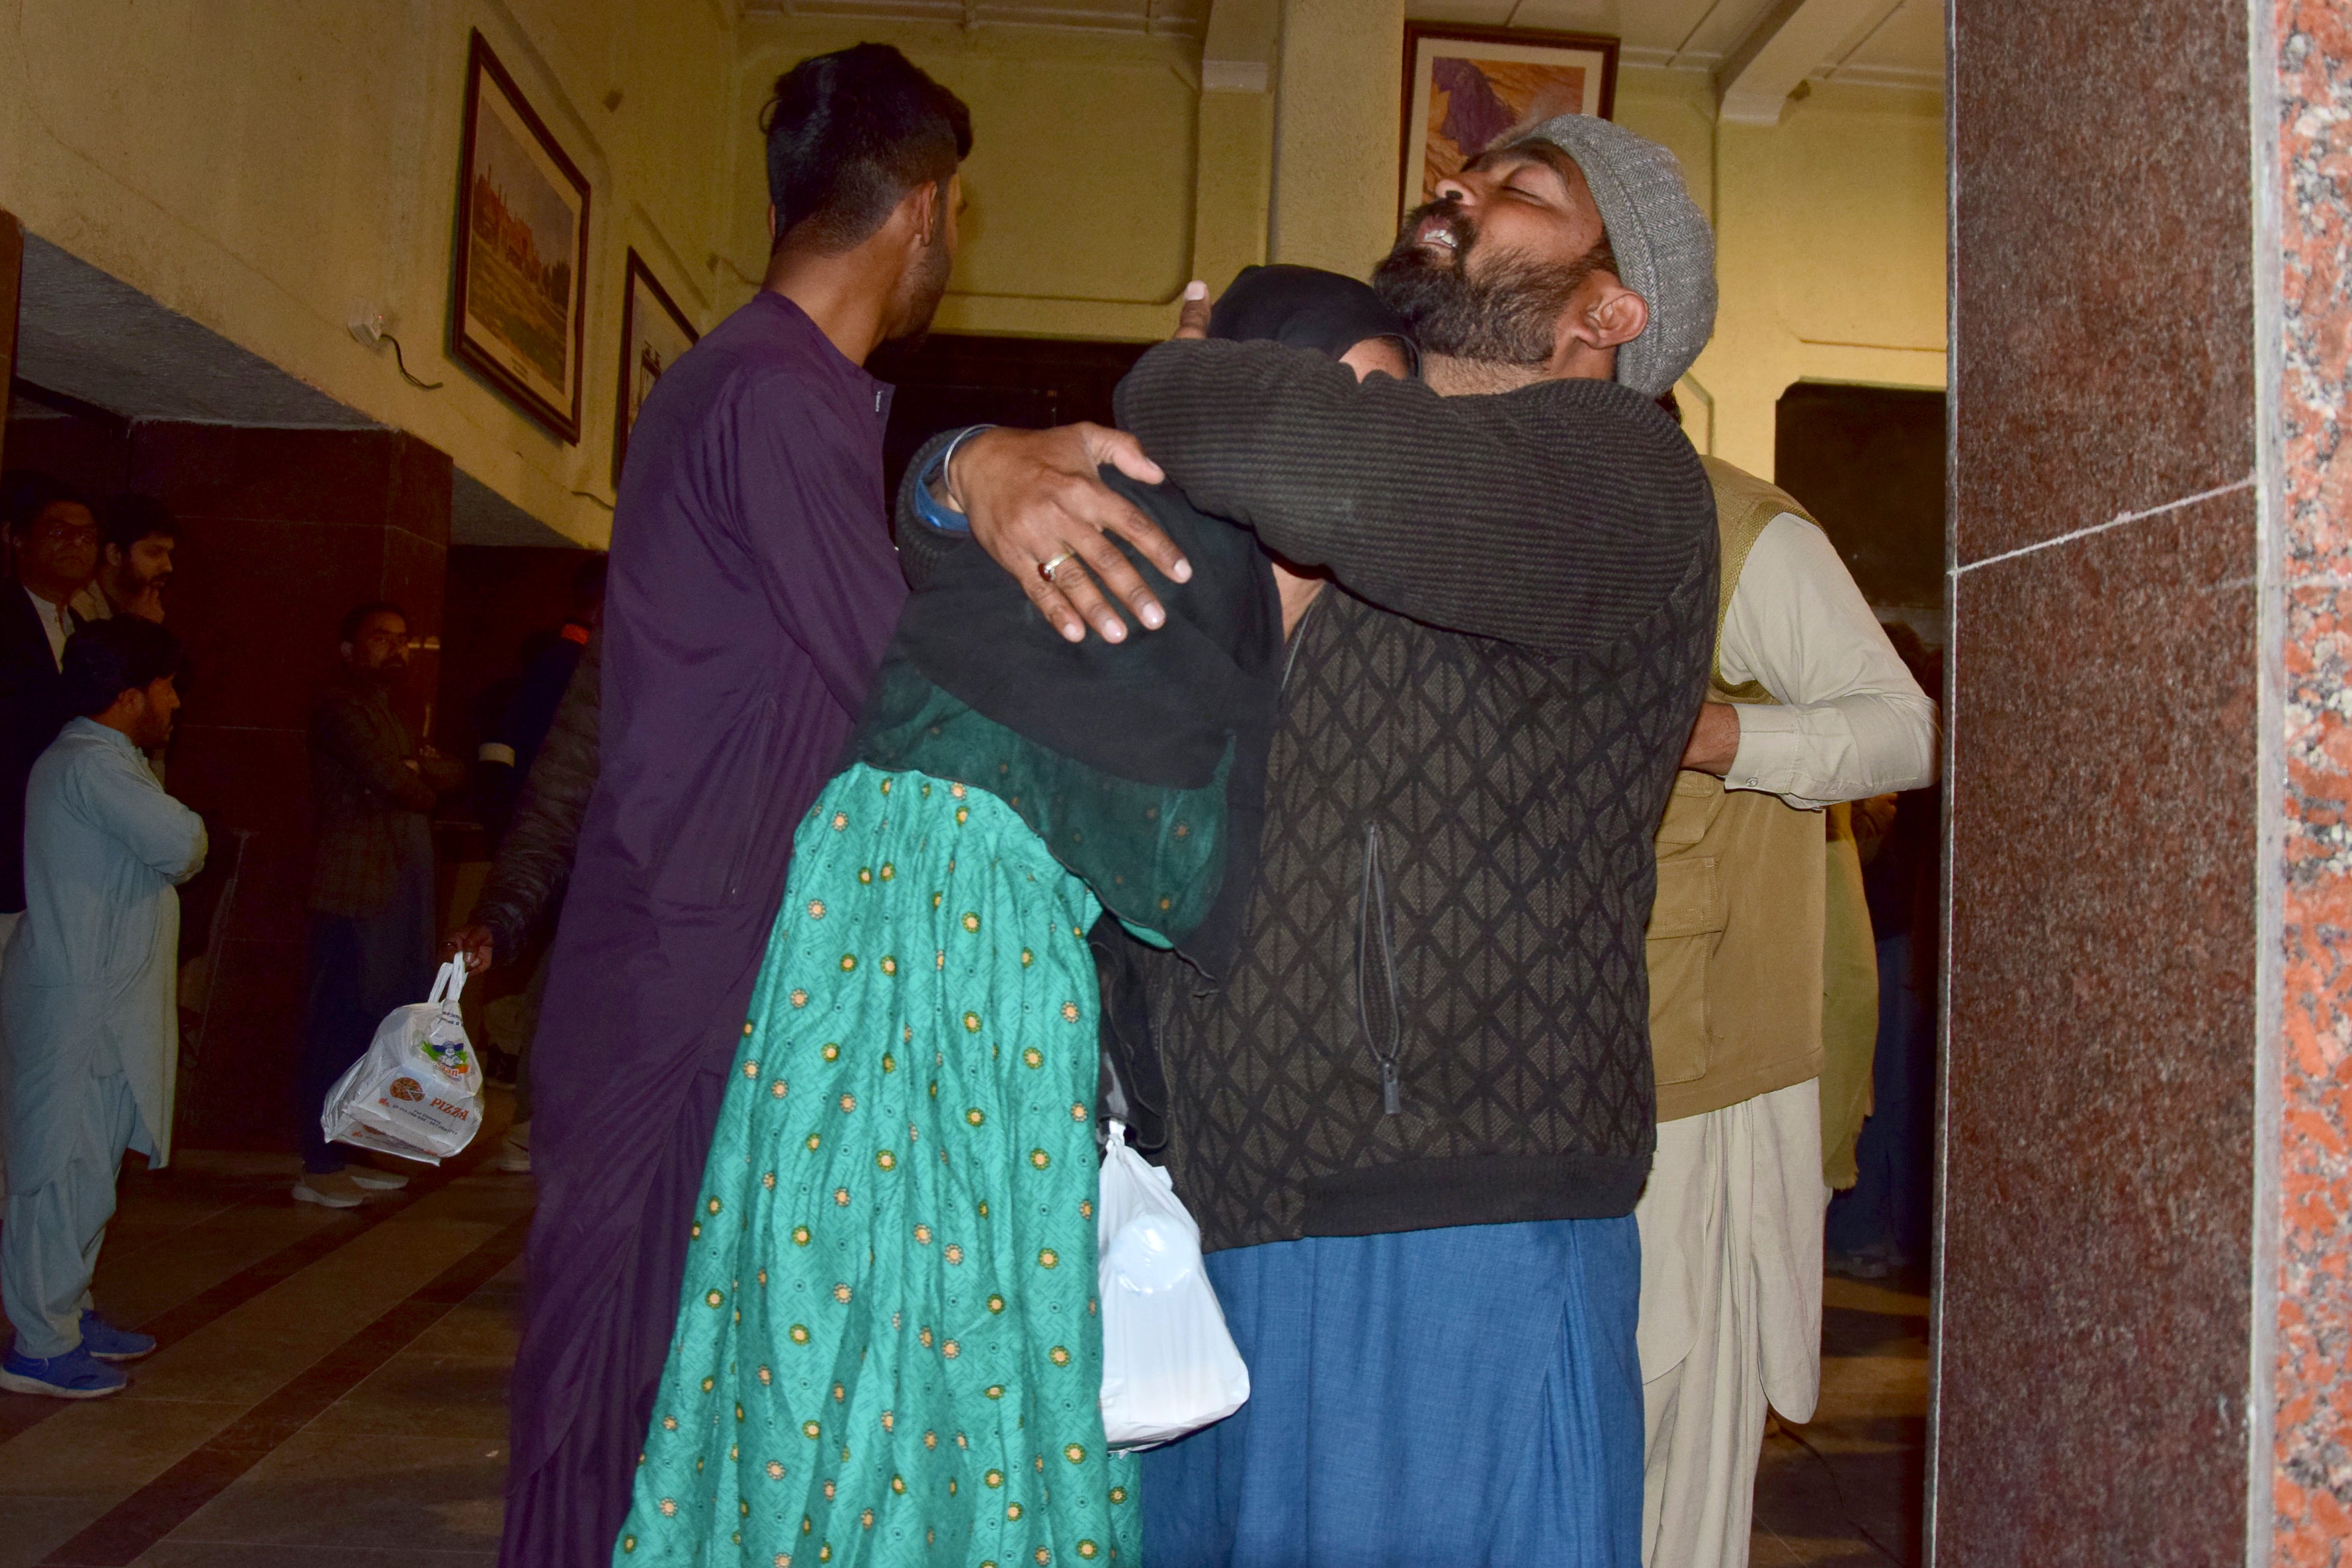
[0,1121,525,1568]
[1750,1275,1931,1567]
[3,1108,1926,1567]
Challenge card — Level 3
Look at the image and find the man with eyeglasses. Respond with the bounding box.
[0,472,101,968]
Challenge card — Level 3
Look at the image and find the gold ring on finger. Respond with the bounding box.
[1038,551,1078,583]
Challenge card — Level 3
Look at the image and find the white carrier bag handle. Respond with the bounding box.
[319,959,486,1166]
[1097,1118,1251,1450]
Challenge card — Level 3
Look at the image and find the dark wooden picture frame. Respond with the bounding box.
[1400,23,1620,220]
[452,30,591,444]
[612,249,700,489]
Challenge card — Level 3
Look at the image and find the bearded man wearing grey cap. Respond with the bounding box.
[917,114,1715,1564]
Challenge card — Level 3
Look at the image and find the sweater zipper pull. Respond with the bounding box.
[1381,1058,1400,1116]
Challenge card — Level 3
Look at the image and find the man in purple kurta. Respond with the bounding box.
[499,46,972,1567]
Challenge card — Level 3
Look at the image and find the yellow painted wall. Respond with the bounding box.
[722,13,1277,343]
[0,0,741,547]
[1,1,1942,541]
[1615,70,1948,477]
[1242,41,1948,478]
[1267,0,1406,276]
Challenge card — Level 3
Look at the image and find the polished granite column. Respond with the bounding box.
[1941,0,2352,1562]
[2266,3,2352,1562]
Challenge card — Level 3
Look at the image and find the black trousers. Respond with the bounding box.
[297,865,435,1171]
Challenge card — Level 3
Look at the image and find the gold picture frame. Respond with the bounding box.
[612,250,700,489]
[1400,24,1619,220]
[452,30,591,444]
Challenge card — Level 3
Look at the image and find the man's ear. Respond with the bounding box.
[901,179,942,249]
[1577,280,1650,354]
[104,543,125,570]
[767,202,779,247]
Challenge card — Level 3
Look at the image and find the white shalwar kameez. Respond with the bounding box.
[1635,515,1935,1568]
[0,719,205,1358]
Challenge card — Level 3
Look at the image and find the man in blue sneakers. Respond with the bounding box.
[0,618,205,1397]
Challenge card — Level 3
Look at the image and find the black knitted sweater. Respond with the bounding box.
[906,338,1719,1251]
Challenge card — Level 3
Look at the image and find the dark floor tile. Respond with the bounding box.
[1820,1305,1930,1360]
[0,1400,245,1501]
[132,1547,494,1568]
[1757,1421,1924,1567]
[155,1431,504,1553]
[0,1497,108,1568]
[306,1354,511,1440]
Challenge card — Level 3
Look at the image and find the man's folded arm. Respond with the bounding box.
[1112,339,1714,656]
[314,695,438,812]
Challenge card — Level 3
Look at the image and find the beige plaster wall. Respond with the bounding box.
[0,0,740,548]
[3,1,1943,542]
[1243,32,1949,477]
[723,12,1278,343]
[1267,0,1407,275]
[1616,71,1949,477]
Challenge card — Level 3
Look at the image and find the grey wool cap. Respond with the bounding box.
[1511,114,1717,397]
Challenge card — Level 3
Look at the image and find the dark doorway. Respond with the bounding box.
[1774,383,1945,645]
[1755,380,1947,1568]
[866,334,1154,500]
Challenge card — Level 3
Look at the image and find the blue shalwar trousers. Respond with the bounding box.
[1144,1216,1644,1568]
[1,1071,140,1358]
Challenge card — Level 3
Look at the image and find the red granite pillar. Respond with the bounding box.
[1943,0,2352,1562]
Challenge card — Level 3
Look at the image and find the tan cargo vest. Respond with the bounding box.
[1647,458,1848,1124]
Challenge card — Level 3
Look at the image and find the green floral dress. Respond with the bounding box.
[614,764,1140,1568]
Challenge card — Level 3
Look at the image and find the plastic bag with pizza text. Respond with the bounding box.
[319,960,485,1165]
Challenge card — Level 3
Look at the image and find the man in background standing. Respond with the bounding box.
[71,495,176,624]
[500,44,968,1567]
[0,473,99,955]
[1635,447,1937,1567]
[472,556,603,844]
[294,602,463,1210]
[462,556,605,1173]
[0,617,204,1398]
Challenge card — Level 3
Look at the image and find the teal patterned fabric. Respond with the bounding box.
[615,764,1140,1568]
[855,652,1232,944]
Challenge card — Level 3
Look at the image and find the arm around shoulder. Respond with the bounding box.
[1113,339,1715,655]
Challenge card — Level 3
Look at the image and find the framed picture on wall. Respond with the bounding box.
[452,30,591,444]
[1401,24,1619,219]
[613,249,700,488]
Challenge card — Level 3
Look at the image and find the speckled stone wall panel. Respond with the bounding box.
[2270,1,2352,1560]
[1941,491,2259,1565]
[1945,0,2267,1557]
[1951,0,2256,565]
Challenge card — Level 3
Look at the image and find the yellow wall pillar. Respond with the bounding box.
[1189,0,1281,296]
[1269,0,1405,276]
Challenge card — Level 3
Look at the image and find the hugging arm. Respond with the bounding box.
[1112,339,1714,657]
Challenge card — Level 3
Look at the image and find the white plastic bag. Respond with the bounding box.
[1097,1118,1250,1449]
[319,960,485,1165]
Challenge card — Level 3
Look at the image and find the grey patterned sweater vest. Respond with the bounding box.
[901,338,1718,1253]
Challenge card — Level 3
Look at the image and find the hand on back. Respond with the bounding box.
[941,281,1218,643]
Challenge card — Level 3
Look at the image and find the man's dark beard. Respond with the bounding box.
[1373,199,1614,366]
[886,233,953,347]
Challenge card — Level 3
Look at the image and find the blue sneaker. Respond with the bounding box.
[78,1311,156,1362]
[0,1343,128,1399]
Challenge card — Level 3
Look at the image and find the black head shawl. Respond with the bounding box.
[1208,264,1419,373]
[859,268,1415,979]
